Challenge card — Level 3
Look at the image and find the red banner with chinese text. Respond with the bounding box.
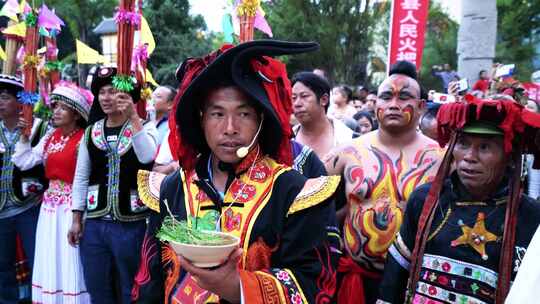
[523,82,540,103]
[387,0,429,71]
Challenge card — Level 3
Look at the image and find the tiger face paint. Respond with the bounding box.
[376,75,423,132]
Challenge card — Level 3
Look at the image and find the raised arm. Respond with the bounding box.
[132,121,158,164]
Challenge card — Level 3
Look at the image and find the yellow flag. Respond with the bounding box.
[2,22,26,38]
[0,46,6,61]
[76,40,110,64]
[140,16,156,55]
[145,69,158,87]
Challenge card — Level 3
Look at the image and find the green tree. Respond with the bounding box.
[418,2,459,92]
[144,0,212,86]
[265,0,386,85]
[496,0,540,81]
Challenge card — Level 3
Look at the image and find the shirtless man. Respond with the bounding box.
[292,72,353,159]
[325,61,444,304]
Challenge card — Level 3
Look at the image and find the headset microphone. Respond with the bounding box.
[236,118,264,158]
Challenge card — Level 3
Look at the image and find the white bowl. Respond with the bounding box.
[170,231,240,268]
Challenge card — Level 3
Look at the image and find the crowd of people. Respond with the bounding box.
[0,39,540,304]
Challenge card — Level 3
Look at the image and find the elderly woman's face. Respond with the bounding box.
[453,133,507,198]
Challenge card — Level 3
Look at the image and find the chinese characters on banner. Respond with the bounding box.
[523,82,540,103]
[387,0,429,71]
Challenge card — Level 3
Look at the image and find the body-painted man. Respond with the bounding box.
[325,61,444,303]
[378,95,540,304]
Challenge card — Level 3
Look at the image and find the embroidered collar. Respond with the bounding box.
[91,119,134,156]
[0,121,21,146]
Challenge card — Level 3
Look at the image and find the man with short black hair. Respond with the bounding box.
[152,85,176,144]
[292,71,353,159]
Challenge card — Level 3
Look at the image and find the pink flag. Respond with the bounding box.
[254,9,272,37]
[21,1,31,15]
[16,46,25,66]
[38,4,65,31]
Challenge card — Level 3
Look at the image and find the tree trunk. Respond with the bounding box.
[457,0,497,84]
[78,28,90,88]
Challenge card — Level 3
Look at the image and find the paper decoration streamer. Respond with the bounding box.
[24,12,37,27]
[17,91,40,105]
[112,75,135,92]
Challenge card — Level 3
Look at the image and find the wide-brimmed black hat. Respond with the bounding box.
[174,40,319,163]
[0,74,24,97]
[88,66,141,124]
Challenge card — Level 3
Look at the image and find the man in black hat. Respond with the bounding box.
[132,40,341,303]
[69,67,158,304]
[0,74,49,303]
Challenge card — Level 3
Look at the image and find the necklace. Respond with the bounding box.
[200,147,260,231]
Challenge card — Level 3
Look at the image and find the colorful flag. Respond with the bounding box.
[140,16,155,55]
[0,0,19,22]
[254,8,272,37]
[19,0,31,15]
[38,4,64,31]
[2,22,26,38]
[76,40,109,64]
[145,69,158,87]
[222,13,234,43]
[0,46,7,61]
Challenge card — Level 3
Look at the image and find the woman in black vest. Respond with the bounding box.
[69,67,157,304]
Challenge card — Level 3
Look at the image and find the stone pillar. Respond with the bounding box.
[457,0,497,85]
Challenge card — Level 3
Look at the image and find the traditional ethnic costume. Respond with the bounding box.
[132,40,341,304]
[13,84,92,303]
[378,95,540,304]
[71,67,157,304]
[291,140,326,178]
[0,74,49,303]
